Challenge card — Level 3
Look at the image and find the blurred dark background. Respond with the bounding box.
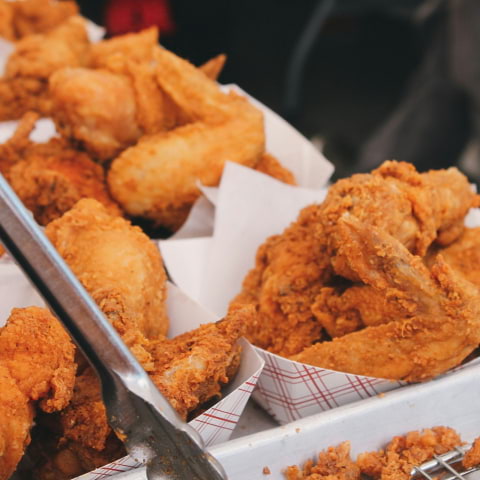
[77,0,480,181]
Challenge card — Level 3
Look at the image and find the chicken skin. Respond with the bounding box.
[49,68,143,161]
[7,0,78,39]
[0,307,76,480]
[34,307,250,480]
[294,216,480,381]
[0,15,90,120]
[0,112,120,225]
[322,161,478,281]
[45,198,168,340]
[231,205,332,357]
[108,48,265,230]
[427,226,480,289]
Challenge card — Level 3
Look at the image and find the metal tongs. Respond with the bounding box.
[0,175,227,480]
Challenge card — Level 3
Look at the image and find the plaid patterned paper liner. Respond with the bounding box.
[74,339,264,480]
[251,347,480,425]
[251,347,403,425]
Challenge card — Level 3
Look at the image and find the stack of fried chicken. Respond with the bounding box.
[231,160,480,382]
[0,0,295,235]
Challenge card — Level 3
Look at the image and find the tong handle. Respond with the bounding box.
[0,175,227,480]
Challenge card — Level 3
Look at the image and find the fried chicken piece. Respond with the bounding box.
[0,307,76,480]
[463,438,480,469]
[357,427,462,479]
[0,15,90,120]
[49,28,168,160]
[285,442,360,480]
[293,216,480,381]
[231,205,331,356]
[90,30,223,132]
[108,47,265,230]
[199,53,227,81]
[45,198,168,339]
[0,1,15,40]
[11,0,78,38]
[0,112,120,225]
[322,161,478,281]
[312,284,408,338]
[49,67,142,161]
[35,308,249,479]
[427,227,480,289]
[89,26,159,71]
[255,152,296,185]
[149,311,247,418]
[0,110,39,174]
[7,150,121,225]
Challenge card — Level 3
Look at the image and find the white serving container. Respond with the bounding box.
[88,361,480,479]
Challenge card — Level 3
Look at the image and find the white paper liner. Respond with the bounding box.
[160,163,480,424]
[0,259,264,477]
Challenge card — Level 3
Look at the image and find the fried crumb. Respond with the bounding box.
[285,442,360,479]
[463,438,480,469]
[284,427,464,479]
[263,466,271,475]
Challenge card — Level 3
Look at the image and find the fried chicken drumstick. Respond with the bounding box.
[0,307,76,480]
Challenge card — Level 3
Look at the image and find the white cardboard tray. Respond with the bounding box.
[92,363,480,479]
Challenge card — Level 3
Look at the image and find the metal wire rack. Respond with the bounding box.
[410,444,480,479]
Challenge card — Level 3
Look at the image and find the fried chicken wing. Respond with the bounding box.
[108,48,265,230]
[0,307,76,480]
[293,216,480,381]
[311,283,409,338]
[231,161,477,356]
[231,205,331,356]
[11,0,78,38]
[322,161,478,281]
[35,307,249,480]
[0,113,120,225]
[0,15,90,120]
[149,311,246,418]
[49,67,143,161]
[89,27,159,71]
[427,226,480,289]
[49,29,168,160]
[45,198,168,339]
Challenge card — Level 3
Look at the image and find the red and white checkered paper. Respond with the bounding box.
[251,347,404,425]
